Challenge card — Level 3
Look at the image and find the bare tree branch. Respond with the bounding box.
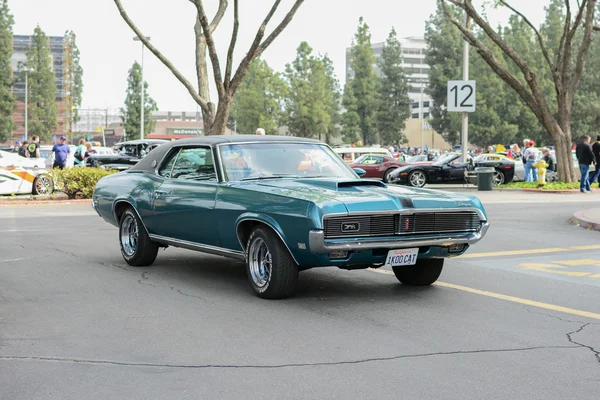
[193,0,225,99]
[571,0,597,94]
[441,2,542,120]
[555,0,571,90]
[230,0,304,92]
[498,1,554,73]
[193,0,227,106]
[444,0,549,117]
[256,0,305,56]
[224,0,239,90]
[113,0,208,111]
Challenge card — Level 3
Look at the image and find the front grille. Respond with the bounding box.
[399,212,481,234]
[324,211,481,239]
[324,215,395,238]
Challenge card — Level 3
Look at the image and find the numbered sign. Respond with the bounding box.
[447,80,476,112]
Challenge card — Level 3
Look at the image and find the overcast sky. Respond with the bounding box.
[11,0,549,111]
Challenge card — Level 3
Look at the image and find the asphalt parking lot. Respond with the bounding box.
[1,192,600,400]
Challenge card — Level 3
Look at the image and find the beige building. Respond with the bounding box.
[402,119,452,150]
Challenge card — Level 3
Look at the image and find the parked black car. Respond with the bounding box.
[387,152,515,187]
[86,139,168,170]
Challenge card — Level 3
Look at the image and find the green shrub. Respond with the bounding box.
[503,181,581,190]
[48,167,118,199]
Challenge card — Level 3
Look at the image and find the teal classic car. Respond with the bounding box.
[92,135,489,299]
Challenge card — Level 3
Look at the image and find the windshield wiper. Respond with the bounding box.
[240,174,300,181]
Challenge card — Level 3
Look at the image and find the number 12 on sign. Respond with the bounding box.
[447,80,476,112]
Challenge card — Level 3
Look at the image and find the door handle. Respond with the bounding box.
[154,190,168,197]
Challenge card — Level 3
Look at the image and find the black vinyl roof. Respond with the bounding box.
[129,135,323,173]
[167,134,322,145]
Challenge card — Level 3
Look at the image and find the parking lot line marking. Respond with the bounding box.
[570,245,600,250]
[459,244,600,259]
[459,248,567,258]
[368,269,600,321]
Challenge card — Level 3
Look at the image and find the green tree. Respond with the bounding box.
[376,27,411,146]
[341,81,361,143]
[0,0,14,143]
[321,55,342,144]
[344,17,378,145]
[284,42,339,142]
[120,61,158,140]
[230,58,285,135]
[21,25,58,142]
[64,30,84,128]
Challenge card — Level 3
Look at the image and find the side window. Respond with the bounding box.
[171,147,216,181]
[158,149,180,178]
[372,156,384,164]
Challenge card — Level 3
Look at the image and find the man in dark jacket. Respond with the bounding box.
[589,135,600,187]
[576,135,596,193]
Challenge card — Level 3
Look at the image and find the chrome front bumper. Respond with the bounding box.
[308,222,490,253]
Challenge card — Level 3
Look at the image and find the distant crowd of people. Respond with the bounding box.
[13,136,98,170]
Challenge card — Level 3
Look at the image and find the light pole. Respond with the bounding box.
[461,16,470,163]
[24,70,28,142]
[133,36,150,140]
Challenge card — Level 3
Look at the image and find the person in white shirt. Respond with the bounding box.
[523,140,538,182]
[256,128,265,135]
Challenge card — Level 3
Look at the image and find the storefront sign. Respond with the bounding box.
[167,128,204,135]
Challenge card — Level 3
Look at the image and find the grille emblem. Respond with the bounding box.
[341,222,360,232]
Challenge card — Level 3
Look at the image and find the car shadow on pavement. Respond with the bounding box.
[101,251,439,302]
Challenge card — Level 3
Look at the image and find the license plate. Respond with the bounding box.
[385,248,419,267]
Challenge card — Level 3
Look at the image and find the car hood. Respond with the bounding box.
[238,178,485,218]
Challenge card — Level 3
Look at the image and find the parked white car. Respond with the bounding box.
[0,150,53,195]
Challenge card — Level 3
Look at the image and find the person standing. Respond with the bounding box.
[588,135,600,187]
[73,138,87,167]
[51,136,70,169]
[523,140,538,182]
[576,135,596,193]
[18,141,28,157]
[26,135,41,158]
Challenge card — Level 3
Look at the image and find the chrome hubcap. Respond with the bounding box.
[120,215,139,257]
[410,171,426,187]
[248,238,272,288]
[493,171,504,186]
[36,175,52,195]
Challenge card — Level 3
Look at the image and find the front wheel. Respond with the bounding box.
[408,170,427,188]
[119,208,158,267]
[246,226,298,299]
[383,168,397,183]
[392,258,443,286]
[32,175,53,195]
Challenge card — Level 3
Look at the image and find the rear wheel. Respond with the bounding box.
[392,258,443,286]
[119,208,158,267]
[408,170,427,187]
[32,175,53,195]
[492,170,505,186]
[246,226,298,299]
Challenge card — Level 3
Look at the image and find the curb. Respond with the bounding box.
[572,209,600,231]
[0,199,90,206]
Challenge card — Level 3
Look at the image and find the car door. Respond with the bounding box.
[357,155,385,178]
[151,146,220,246]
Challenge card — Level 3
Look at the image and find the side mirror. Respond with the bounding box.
[353,167,366,177]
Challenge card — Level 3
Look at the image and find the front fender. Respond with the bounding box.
[235,212,312,266]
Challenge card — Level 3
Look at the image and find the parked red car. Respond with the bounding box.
[350,154,432,182]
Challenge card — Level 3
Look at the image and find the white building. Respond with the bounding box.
[346,36,432,119]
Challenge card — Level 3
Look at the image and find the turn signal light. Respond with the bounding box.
[449,244,465,253]
[329,250,349,259]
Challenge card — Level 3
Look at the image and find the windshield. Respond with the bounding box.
[433,153,460,166]
[219,142,357,181]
